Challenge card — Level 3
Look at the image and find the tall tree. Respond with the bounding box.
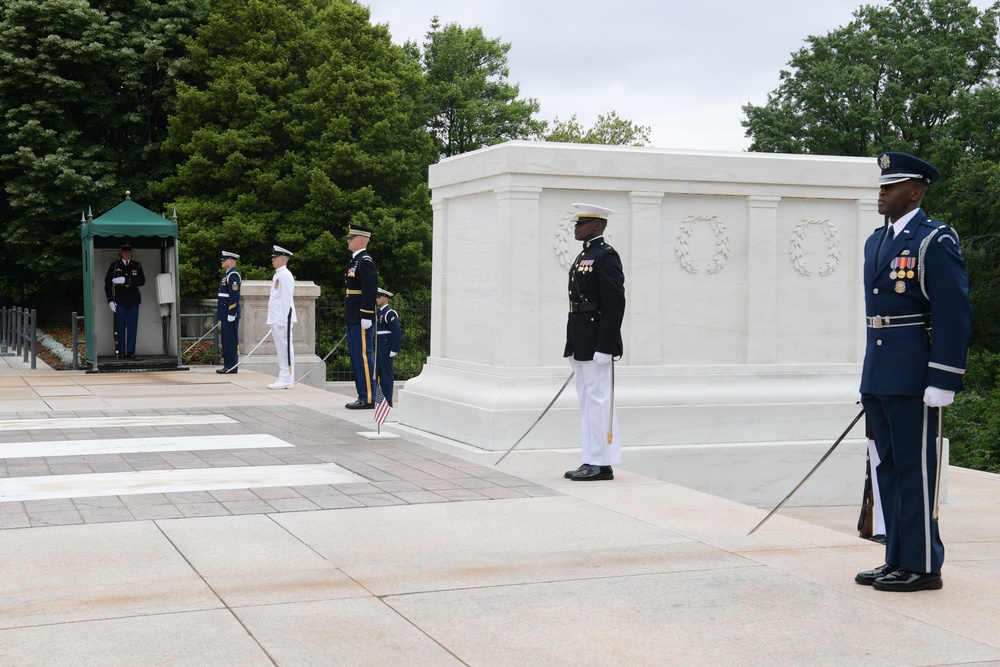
[0,0,207,306]
[741,0,1000,173]
[151,0,436,301]
[544,111,651,146]
[420,17,545,157]
[740,0,1000,352]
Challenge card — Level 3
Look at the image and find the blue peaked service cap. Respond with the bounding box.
[877,152,941,186]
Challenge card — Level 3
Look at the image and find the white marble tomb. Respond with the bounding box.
[399,141,934,506]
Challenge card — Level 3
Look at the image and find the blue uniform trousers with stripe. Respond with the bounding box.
[347,323,375,403]
[861,393,944,574]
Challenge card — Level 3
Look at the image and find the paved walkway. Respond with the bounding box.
[1,353,998,666]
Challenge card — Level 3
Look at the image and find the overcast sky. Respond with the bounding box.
[364,0,995,152]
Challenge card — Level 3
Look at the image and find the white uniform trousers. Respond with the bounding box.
[568,356,621,466]
[271,323,294,383]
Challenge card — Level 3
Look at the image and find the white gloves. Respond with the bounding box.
[389,351,397,358]
[593,352,612,365]
[361,319,372,329]
[227,315,236,322]
[112,276,125,285]
[923,386,955,408]
[108,302,117,313]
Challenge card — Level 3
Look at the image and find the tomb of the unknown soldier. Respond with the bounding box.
[400,141,900,506]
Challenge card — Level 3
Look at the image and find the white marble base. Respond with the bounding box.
[357,431,401,440]
[0,463,365,502]
[400,361,863,450]
[401,142,883,506]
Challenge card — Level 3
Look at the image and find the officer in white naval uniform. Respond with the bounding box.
[267,245,297,389]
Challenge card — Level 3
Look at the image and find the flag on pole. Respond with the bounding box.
[373,383,390,428]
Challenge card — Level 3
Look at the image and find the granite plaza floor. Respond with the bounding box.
[1,352,998,666]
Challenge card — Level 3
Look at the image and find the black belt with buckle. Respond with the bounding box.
[569,302,599,313]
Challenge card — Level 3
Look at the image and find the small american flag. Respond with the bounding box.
[373,384,391,428]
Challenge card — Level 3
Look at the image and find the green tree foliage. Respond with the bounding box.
[0,0,207,305]
[420,17,546,157]
[740,0,1000,473]
[742,0,1000,169]
[946,348,1000,473]
[740,0,1000,351]
[544,111,651,146]
[151,0,436,301]
[939,158,1000,349]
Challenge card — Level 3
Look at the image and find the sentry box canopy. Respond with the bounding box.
[80,196,185,372]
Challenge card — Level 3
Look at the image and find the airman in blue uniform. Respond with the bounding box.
[216,251,241,373]
[855,152,973,592]
[375,287,402,406]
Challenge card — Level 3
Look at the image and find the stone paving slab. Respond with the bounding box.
[0,610,275,667]
[1,362,999,666]
[0,405,554,528]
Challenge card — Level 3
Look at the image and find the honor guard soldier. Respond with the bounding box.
[217,251,241,374]
[344,224,378,409]
[267,245,296,389]
[104,242,145,358]
[375,287,402,407]
[563,203,626,481]
[855,152,972,592]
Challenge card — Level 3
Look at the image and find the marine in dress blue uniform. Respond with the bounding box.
[562,203,626,482]
[104,243,145,358]
[216,251,241,373]
[375,288,402,407]
[344,224,378,409]
[855,152,973,592]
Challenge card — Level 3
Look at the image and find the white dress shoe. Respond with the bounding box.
[267,381,293,390]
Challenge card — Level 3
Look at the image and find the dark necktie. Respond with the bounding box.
[878,225,895,264]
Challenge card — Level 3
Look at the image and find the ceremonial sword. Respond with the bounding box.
[286,307,293,380]
[495,372,575,467]
[217,328,272,373]
[294,333,348,385]
[181,321,220,362]
[748,406,865,535]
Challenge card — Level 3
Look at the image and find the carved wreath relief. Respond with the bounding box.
[553,208,841,277]
[674,215,731,274]
[788,219,840,277]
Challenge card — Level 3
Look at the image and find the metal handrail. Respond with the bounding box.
[70,312,85,369]
[2,307,37,368]
[179,312,220,365]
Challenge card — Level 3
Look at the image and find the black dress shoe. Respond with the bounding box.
[564,464,587,479]
[216,368,237,374]
[570,464,614,481]
[345,400,373,410]
[855,563,897,586]
[873,570,943,592]
[866,534,886,545]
